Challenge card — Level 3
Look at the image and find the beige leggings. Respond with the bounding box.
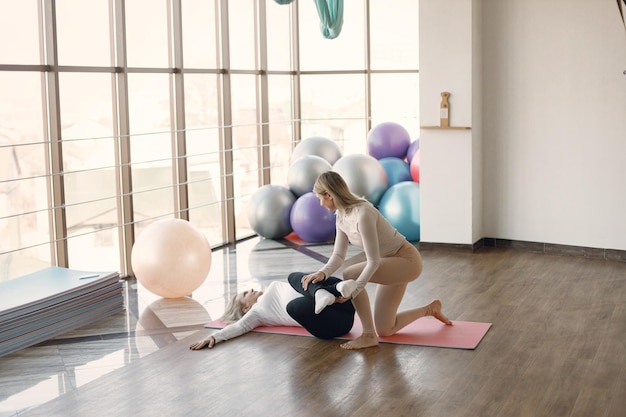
[342,241,424,336]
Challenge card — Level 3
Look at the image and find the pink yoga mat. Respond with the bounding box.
[205,317,491,350]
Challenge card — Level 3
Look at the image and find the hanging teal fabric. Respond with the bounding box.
[274,0,294,4]
[314,0,344,39]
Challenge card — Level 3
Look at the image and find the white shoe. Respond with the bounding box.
[314,290,335,314]
[336,280,357,298]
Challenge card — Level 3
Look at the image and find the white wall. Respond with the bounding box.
[419,0,483,245]
[482,0,626,251]
[421,0,626,251]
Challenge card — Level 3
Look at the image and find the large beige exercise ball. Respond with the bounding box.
[131,219,212,298]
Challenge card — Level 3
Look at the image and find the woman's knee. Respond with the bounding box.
[288,272,305,284]
[376,325,395,337]
[341,265,360,281]
[286,299,306,320]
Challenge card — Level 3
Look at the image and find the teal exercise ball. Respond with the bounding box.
[378,182,421,242]
[379,157,412,187]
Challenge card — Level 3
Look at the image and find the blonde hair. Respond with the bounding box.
[313,171,367,212]
[219,294,246,324]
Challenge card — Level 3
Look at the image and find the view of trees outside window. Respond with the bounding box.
[0,0,419,282]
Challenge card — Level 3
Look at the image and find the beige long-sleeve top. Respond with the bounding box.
[319,202,406,297]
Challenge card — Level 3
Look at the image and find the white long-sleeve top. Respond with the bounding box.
[320,202,406,297]
[212,281,300,345]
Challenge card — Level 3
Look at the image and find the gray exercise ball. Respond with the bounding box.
[291,136,342,165]
[333,154,389,206]
[287,155,332,197]
[247,185,296,239]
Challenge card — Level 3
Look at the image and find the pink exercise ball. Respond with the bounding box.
[410,149,420,183]
[131,219,212,298]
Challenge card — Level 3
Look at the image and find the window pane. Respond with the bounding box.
[370,73,420,134]
[184,74,223,246]
[182,0,218,69]
[0,72,50,281]
[127,74,174,220]
[58,73,120,271]
[230,74,259,239]
[228,0,256,70]
[268,75,292,184]
[369,0,419,70]
[298,0,365,71]
[0,0,40,65]
[266,1,292,71]
[56,0,112,66]
[126,0,170,67]
[300,74,367,155]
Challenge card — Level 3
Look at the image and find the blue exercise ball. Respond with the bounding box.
[379,157,412,187]
[291,136,342,165]
[290,192,336,243]
[367,122,411,160]
[247,185,296,239]
[332,154,388,206]
[378,182,421,242]
[287,155,332,197]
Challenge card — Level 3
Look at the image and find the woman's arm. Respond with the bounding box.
[320,230,348,278]
[189,311,262,350]
[350,209,381,297]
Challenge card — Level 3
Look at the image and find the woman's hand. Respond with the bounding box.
[301,271,326,290]
[189,336,215,350]
[335,296,351,303]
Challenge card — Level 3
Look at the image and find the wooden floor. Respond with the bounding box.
[3,238,626,417]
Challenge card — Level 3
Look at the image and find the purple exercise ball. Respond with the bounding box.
[290,192,336,243]
[407,139,420,164]
[367,122,411,160]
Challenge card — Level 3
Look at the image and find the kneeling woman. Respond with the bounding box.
[189,272,355,350]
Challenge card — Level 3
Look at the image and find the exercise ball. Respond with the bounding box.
[287,155,332,197]
[378,182,421,242]
[379,157,412,187]
[131,219,212,298]
[410,149,420,183]
[407,139,420,164]
[367,122,411,160]
[333,153,388,206]
[290,192,336,243]
[247,184,296,239]
[291,136,342,165]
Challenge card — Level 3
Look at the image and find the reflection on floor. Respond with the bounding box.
[0,237,344,417]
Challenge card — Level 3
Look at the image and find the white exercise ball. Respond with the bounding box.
[131,219,212,298]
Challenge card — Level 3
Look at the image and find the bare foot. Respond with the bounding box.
[340,333,379,350]
[427,300,453,325]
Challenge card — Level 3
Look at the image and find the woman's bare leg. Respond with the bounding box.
[375,285,452,336]
[340,290,379,350]
[339,244,450,346]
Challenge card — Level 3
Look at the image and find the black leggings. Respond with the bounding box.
[286,272,355,339]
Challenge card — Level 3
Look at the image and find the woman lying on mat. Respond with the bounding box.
[301,171,453,351]
[189,272,355,350]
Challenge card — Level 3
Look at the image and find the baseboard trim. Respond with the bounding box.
[418,238,626,263]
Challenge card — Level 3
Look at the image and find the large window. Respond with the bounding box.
[0,0,419,282]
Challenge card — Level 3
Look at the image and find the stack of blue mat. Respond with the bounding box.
[0,266,125,357]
